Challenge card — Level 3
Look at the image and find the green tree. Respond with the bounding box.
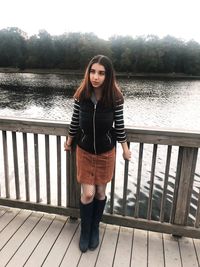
[0,27,27,68]
[26,30,56,68]
[183,40,200,75]
[1,27,200,75]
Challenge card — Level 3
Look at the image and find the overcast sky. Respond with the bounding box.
[1,0,200,43]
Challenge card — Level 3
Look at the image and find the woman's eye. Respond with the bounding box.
[99,71,105,76]
[90,69,105,76]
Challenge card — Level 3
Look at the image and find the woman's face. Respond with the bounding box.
[89,63,106,88]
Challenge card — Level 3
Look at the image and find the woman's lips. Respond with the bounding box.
[92,81,99,86]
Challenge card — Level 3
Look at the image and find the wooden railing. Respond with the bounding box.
[0,117,200,239]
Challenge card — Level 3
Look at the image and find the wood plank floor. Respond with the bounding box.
[0,206,199,267]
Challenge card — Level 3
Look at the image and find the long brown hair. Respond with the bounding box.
[74,55,124,107]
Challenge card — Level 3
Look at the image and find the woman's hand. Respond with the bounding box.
[123,148,131,160]
[64,141,72,151]
[121,142,131,161]
[64,136,73,151]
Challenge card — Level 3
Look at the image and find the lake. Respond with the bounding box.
[0,73,200,130]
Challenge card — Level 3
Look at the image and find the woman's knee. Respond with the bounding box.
[82,190,95,203]
[84,192,94,202]
[95,186,106,200]
[95,193,106,200]
[81,184,95,203]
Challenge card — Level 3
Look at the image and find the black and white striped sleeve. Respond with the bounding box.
[114,102,127,143]
[68,99,80,137]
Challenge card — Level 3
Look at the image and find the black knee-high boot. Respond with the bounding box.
[79,200,94,252]
[89,197,106,250]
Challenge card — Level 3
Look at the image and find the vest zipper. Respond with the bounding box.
[106,133,112,144]
[81,130,86,142]
[93,104,97,154]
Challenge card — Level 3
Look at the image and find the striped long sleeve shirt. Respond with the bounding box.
[69,99,127,143]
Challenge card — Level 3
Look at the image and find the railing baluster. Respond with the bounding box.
[66,150,70,207]
[45,135,51,204]
[70,148,80,208]
[57,136,61,206]
[110,145,117,214]
[122,142,130,216]
[23,133,30,201]
[66,145,80,209]
[12,132,20,199]
[109,169,116,214]
[2,131,10,198]
[170,146,183,223]
[134,143,144,218]
[160,145,172,222]
[147,144,158,220]
[34,134,40,203]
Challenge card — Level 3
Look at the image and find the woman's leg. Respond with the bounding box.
[95,184,107,200]
[89,184,107,250]
[81,183,95,203]
[79,184,96,252]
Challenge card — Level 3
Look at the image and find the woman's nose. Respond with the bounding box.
[94,72,98,79]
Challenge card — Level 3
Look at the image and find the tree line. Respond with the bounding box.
[1,27,200,75]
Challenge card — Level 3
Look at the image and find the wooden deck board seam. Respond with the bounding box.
[22,214,56,266]
[192,239,200,267]
[112,225,121,267]
[40,216,70,266]
[92,223,107,267]
[76,253,82,267]
[178,238,183,267]
[59,220,80,266]
[161,233,166,267]
[147,231,149,267]
[129,228,135,267]
[0,208,8,218]
[4,213,45,266]
[0,208,21,235]
[0,211,33,253]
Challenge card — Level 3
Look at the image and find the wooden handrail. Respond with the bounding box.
[1,116,200,142]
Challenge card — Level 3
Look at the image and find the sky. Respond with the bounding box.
[1,0,200,43]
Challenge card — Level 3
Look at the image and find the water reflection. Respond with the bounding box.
[1,73,200,131]
[0,73,81,90]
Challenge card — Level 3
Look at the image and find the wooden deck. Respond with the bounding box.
[0,206,200,267]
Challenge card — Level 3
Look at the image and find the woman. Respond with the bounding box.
[64,55,131,252]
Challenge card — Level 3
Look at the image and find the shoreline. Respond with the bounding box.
[0,67,200,79]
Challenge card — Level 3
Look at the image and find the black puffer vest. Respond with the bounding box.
[77,98,116,154]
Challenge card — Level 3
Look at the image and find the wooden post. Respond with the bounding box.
[122,142,130,216]
[171,146,198,226]
[66,146,80,210]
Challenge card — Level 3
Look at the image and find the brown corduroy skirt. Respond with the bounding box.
[76,145,116,185]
